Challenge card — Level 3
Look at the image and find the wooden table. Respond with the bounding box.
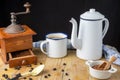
[0,48,120,80]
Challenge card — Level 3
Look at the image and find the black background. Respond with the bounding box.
[0,0,120,51]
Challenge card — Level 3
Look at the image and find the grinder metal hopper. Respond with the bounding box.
[4,2,31,34]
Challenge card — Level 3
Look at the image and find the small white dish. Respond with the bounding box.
[86,60,117,79]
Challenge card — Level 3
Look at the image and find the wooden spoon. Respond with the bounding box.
[96,61,107,70]
[103,56,117,70]
[97,56,117,70]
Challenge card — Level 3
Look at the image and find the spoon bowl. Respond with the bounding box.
[11,65,45,80]
[22,64,45,76]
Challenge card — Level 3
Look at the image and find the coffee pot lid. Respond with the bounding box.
[80,8,104,20]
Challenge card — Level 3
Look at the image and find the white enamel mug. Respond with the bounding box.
[40,33,67,58]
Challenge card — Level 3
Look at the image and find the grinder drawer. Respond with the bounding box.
[8,49,37,68]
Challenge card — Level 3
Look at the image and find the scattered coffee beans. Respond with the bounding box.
[44,74,51,79]
[29,67,34,72]
[14,66,21,70]
[16,73,21,77]
[2,74,9,79]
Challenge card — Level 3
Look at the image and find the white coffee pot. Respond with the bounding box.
[69,8,109,60]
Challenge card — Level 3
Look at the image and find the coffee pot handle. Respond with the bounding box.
[102,18,109,39]
[40,41,48,54]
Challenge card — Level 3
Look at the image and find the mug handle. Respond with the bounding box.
[102,18,109,39]
[40,40,48,54]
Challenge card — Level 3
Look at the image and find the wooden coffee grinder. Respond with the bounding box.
[0,2,37,67]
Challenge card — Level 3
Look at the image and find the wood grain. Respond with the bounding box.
[0,49,120,80]
[0,25,36,63]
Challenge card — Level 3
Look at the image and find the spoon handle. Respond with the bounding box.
[10,72,31,80]
[10,73,22,80]
[21,72,31,77]
[109,56,117,63]
[10,76,20,80]
[104,56,117,70]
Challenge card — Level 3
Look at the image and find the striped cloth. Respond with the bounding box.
[33,40,120,66]
[103,45,120,66]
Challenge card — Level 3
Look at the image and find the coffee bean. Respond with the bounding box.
[29,68,34,72]
[40,63,43,65]
[18,66,21,68]
[14,66,21,70]
[16,73,21,77]
[29,69,33,72]
[53,68,57,71]
[2,74,6,77]
[4,68,8,71]
[27,64,32,67]
[31,67,34,70]
[44,75,48,78]
[48,74,51,76]
[61,69,64,72]
[65,73,69,76]
[4,74,8,79]
[63,63,67,66]
[29,78,33,80]
[23,77,27,79]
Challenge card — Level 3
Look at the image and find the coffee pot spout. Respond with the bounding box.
[69,18,82,49]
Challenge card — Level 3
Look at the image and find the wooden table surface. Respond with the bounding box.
[0,48,120,80]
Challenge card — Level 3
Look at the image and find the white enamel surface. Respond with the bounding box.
[40,33,67,58]
[80,8,104,19]
[70,9,109,60]
[77,20,102,60]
